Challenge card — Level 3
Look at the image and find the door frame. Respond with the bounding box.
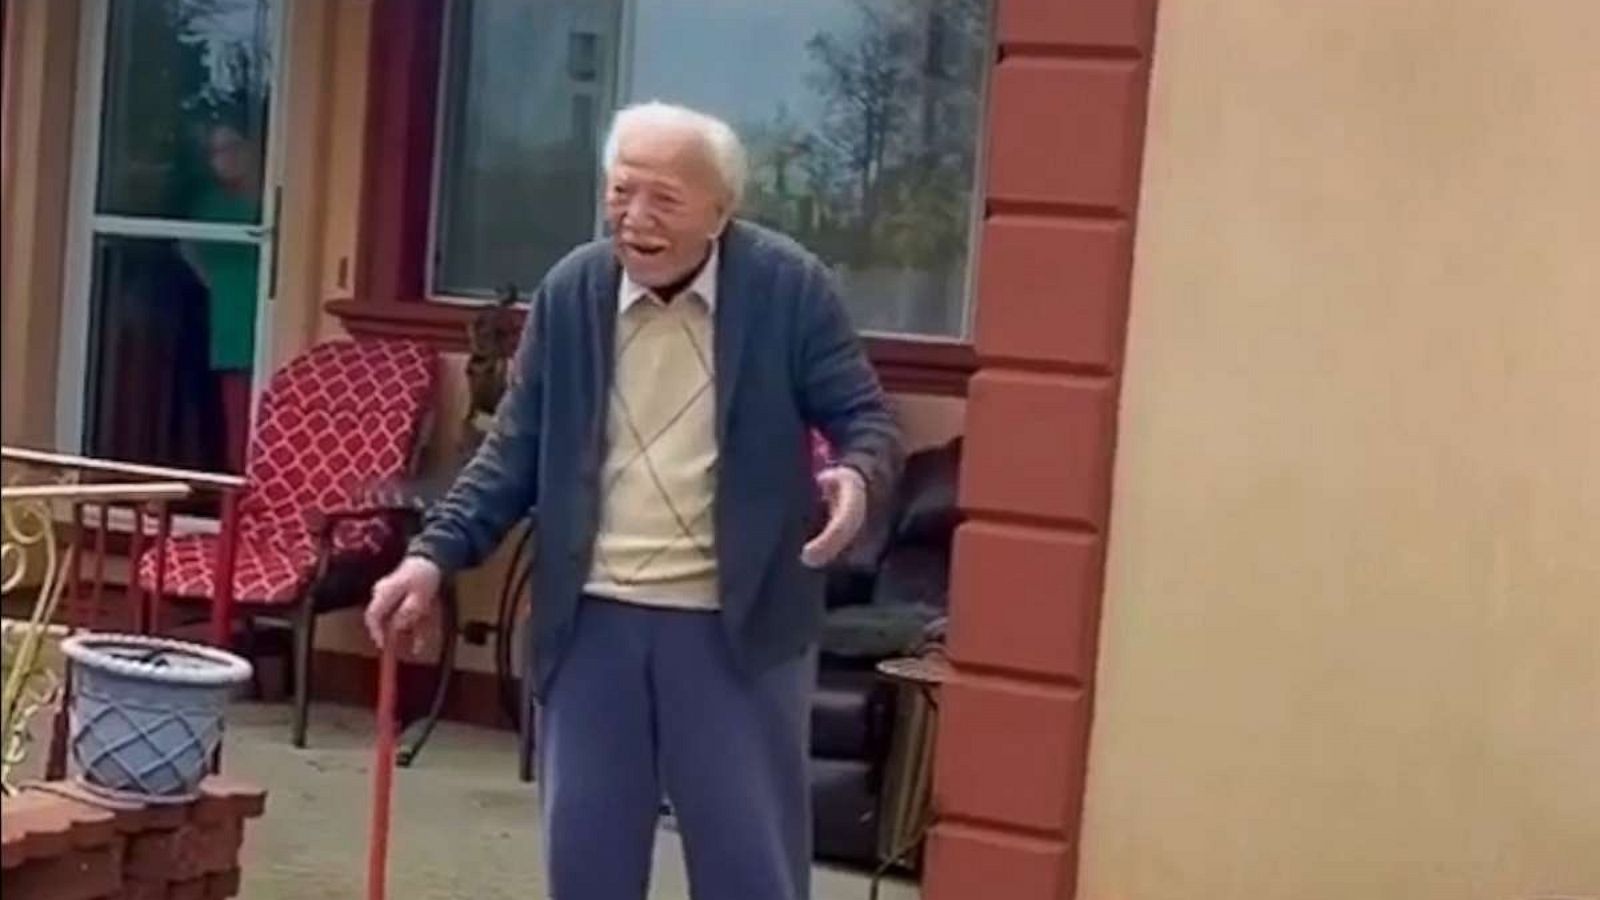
[54,0,290,460]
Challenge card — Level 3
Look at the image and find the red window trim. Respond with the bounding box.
[328,0,973,396]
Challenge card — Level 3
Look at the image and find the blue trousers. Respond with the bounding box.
[537,597,814,899]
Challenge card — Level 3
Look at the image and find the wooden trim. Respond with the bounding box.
[324,297,470,348]
[352,0,444,303]
[335,0,974,396]
[868,338,975,396]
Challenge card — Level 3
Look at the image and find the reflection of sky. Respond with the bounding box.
[626,0,858,132]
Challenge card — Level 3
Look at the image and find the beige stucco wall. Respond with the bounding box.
[313,0,371,336]
[2,0,79,447]
[1080,1,1600,898]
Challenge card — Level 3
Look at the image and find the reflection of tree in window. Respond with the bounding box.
[434,0,989,337]
[739,0,989,337]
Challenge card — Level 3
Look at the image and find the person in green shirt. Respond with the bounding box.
[185,122,262,472]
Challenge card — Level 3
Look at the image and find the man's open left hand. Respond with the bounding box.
[801,466,867,569]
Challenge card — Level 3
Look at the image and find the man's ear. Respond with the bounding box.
[711,193,736,236]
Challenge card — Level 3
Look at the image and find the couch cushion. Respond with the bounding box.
[811,668,882,758]
[895,437,962,544]
[809,757,880,865]
[822,603,937,660]
[824,566,876,610]
[871,543,951,612]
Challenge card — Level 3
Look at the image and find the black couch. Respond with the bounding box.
[809,436,960,865]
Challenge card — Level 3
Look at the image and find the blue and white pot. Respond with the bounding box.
[59,633,252,802]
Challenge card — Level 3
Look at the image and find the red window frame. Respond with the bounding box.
[324,0,974,396]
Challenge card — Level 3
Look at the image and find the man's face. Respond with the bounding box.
[604,126,728,288]
[207,126,255,189]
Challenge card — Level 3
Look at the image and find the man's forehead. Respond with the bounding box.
[615,129,717,180]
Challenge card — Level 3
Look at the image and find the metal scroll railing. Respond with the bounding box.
[1,464,192,794]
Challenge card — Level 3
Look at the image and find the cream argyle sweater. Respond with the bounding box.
[584,252,720,609]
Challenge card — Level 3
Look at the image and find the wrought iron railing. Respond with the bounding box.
[1,474,191,794]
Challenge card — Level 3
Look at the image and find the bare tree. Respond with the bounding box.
[804,0,914,254]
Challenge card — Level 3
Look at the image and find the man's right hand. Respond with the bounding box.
[365,556,443,651]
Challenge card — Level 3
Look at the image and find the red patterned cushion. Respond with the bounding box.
[136,533,313,605]
[137,339,437,606]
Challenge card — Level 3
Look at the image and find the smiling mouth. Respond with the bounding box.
[622,237,668,258]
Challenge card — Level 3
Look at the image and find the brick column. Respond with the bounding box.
[923,2,1160,898]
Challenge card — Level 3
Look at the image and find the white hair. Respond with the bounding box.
[602,101,748,210]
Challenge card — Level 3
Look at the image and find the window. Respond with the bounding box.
[431,0,621,298]
[429,0,992,340]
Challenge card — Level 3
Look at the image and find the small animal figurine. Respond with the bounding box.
[460,282,524,458]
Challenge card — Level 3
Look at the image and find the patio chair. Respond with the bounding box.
[134,338,440,748]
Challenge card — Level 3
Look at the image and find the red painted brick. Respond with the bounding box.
[207,867,243,899]
[975,215,1132,370]
[0,792,117,871]
[174,824,208,880]
[997,0,1156,52]
[949,521,1103,681]
[122,877,170,900]
[3,780,265,900]
[196,819,244,874]
[933,676,1089,833]
[923,823,1074,900]
[0,794,63,869]
[987,59,1147,212]
[117,802,189,834]
[5,843,123,900]
[125,826,184,879]
[32,779,186,833]
[933,7,1161,900]
[194,777,267,823]
[960,370,1116,525]
[129,821,222,881]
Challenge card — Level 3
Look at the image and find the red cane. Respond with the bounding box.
[368,631,400,900]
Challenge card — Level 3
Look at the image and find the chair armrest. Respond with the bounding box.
[304,475,448,543]
[304,505,412,540]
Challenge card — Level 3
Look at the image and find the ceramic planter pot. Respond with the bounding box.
[59,633,252,802]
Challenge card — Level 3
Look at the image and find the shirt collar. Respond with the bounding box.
[619,240,719,313]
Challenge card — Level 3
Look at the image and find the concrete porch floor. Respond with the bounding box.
[224,701,921,899]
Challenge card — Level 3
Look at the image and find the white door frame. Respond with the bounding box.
[55,0,290,457]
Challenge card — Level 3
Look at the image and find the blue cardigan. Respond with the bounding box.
[410,220,904,695]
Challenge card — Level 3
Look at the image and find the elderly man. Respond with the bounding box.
[365,102,903,899]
